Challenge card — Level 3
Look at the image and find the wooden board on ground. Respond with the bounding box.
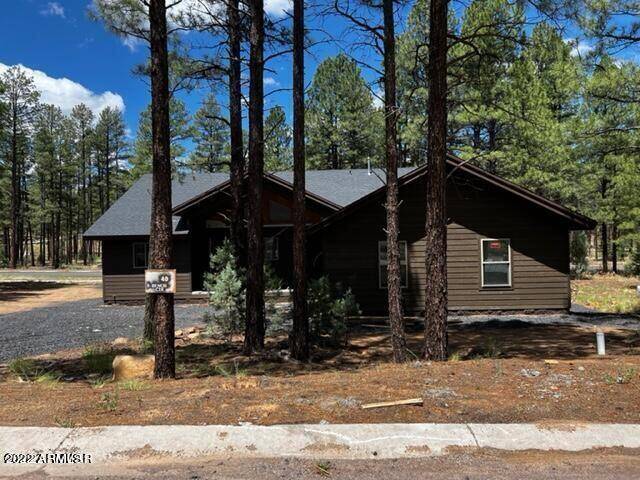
[361,398,424,409]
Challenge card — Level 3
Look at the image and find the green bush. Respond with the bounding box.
[626,247,640,277]
[203,240,285,341]
[570,231,589,278]
[308,276,360,347]
[8,358,37,380]
[203,240,246,341]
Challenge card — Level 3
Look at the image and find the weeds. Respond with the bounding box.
[119,379,149,391]
[54,417,76,428]
[98,389,119,411]
[479,337,503,359]
[34,371,61,386]
[89,375,110,389]
[139,339,154,354]
[604,367,636,385]
[448,352,462,362]
[315,461,332,477]
[214,360,247,378]
[8,358,37,380]
[82,344,114,375]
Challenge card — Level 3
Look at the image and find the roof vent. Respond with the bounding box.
[367,158,372,175]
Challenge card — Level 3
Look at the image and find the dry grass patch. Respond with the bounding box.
[572,274,640,314]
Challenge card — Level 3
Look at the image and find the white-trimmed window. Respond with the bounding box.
[265,236,279,262]
[481,238,511,287]
[378,241,408,289]
[133,242,148,269]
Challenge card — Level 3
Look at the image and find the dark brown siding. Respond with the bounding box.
[102,237,192,301]
[321,173,571,314]
[102,273,193,302]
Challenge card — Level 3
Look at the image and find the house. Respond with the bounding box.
[84,154,596,313]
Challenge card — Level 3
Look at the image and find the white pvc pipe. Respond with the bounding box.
[596,331,606,356]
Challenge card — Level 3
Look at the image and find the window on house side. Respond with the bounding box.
[481,238,511,287]
[133,242,148,269]
[265,236,279,262]
[378,241,408,289]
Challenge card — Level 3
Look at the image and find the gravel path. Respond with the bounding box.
[0,298,207,362]
[451,310,640,330]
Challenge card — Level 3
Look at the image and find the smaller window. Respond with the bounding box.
[481,239,511,287]
[133,242,148,269]
[265,236,279,262]
[378,241,408,289]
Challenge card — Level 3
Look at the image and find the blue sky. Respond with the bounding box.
[0,0,383,138]
[1,1,627,141]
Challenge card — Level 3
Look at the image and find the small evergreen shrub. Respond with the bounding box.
[570,231,589,278]
[203,240,284,341]
[626,247,640,277]
[203,240,246,341]
[308,276,360,347]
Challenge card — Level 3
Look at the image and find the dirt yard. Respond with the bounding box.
[1,321,639,427]
[0,281,101,315]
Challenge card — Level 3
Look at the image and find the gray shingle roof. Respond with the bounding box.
[84,168,415,238]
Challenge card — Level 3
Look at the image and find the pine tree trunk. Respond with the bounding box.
[149,0,175,379]
[28,221,35,267]
[289,0,309,361]
[244,0,266,354]
[9,109,19,269]
[423,0,448,361]
[612,224,618,274]
[601,223,608,273]
[383,0,407,363]
[228,0,245,266]
[143,294,156,347]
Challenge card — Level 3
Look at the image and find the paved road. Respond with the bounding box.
[9,451,640,479]
[0,270,101,283]
[0,298,207,362]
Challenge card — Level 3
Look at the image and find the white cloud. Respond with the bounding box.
[95,0,291,52]
[264,76,279,86]
[41,2,65,18]
[265,0,292,16]
[121,35,143,52]
[566,38,594,57]
[372,88,383,109]
[0,63,125,116]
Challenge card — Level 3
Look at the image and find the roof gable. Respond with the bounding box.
[310,155,596,233]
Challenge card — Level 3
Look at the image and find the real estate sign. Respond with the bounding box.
[145,269,177,294]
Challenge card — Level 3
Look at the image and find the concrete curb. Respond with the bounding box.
[1,423,639,474]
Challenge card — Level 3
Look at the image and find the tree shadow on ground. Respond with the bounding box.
[5,322,639,384]
[0,281,72,303]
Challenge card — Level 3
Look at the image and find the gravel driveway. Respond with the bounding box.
[0,298,208,362]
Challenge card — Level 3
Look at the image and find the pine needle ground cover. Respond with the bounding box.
[1,322,639,426]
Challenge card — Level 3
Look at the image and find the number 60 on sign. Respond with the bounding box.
[145,269,176,294]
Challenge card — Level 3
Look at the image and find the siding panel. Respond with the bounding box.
[103,273,193,302]
[321,172,571,313]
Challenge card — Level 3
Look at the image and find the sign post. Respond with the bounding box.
[145,269,177,294]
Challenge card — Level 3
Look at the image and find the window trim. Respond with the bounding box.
[480,238,512,288]
[378,240,409,289]
[132,242,148,269]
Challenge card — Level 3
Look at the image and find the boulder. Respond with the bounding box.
[175,329,183,338]
[112,337,130,346]
[112,355,155,381]
[187,332,201,341]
